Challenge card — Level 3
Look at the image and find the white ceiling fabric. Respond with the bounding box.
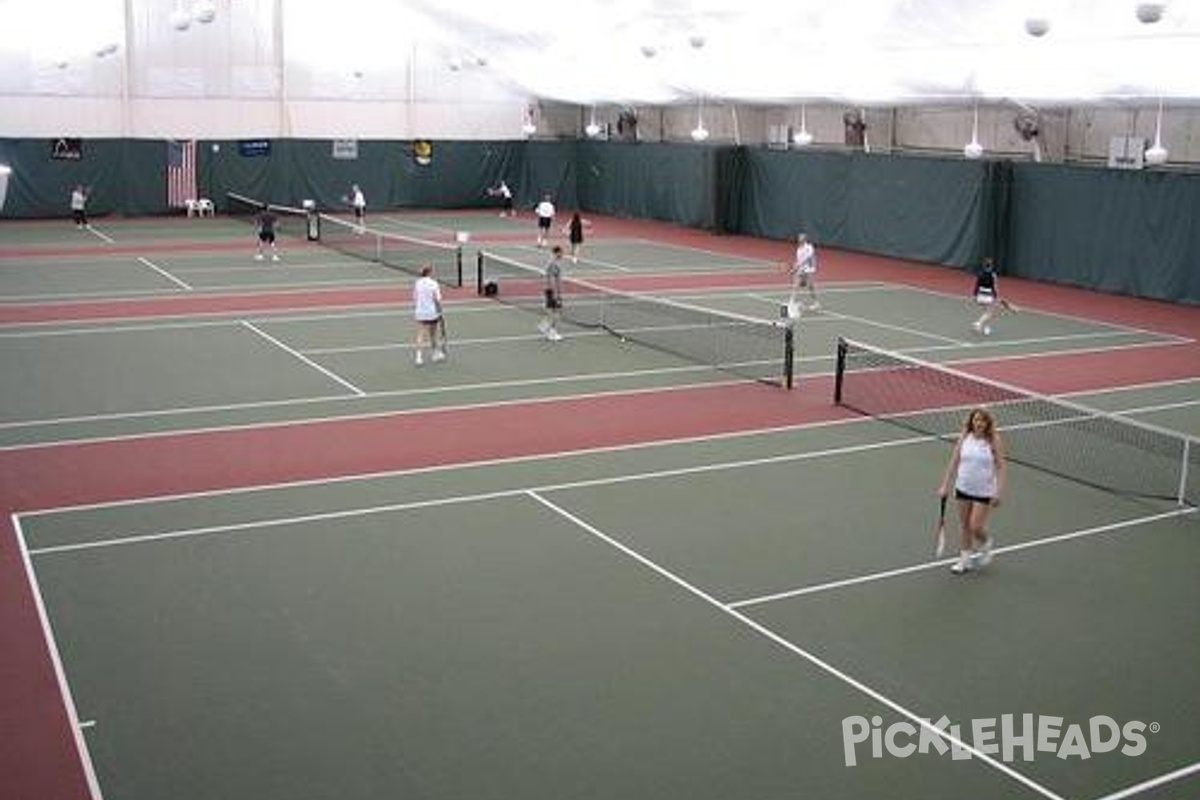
[407,0,1200,106]
[2,0,1196,107]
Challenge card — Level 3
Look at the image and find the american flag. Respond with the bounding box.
[166,140,197,208]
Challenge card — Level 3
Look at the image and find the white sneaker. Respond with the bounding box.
[414,352,424,366]
[271,254,280,262]
[975,537,994,567]
[982,325,991,336]
[950,552,974,574]
[807,302,821,311]
[548,329,563,342]
[537,320,550,335]
[254,253,264,261]
[432,349,446,362]
[972,320,982,332]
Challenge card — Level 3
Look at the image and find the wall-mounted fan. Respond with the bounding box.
[843,109,867,147]
[616,108,639,141]
[1012,107,1043,161]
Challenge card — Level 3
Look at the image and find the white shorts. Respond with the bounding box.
[975,291,996,306]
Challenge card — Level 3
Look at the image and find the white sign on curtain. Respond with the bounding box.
[332,140,359,160]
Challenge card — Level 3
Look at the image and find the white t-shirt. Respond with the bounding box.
[352,189,366,210]
[412,275,442,322]
[794,241,816,274]
[535,200,555,221]
[70,189,86,211]
[955,433,997,498]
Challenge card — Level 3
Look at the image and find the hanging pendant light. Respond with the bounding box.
[964,102,984,159]
[793,104,814,146]
[1145,98,1168,165]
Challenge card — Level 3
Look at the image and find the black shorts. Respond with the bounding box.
[259,231,275,243]
[955,488,993,504]
[538,217,552,230]
[544,289,562,310]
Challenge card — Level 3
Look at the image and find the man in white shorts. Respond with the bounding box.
[787,232,819,315]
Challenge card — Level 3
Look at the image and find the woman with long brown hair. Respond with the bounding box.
[938,407,1007,574]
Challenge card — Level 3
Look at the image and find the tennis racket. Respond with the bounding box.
[933,495,948,557]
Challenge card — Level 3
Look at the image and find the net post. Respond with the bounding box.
[453,245,463,288]
[783,325,795,389]
[834,336,848,404]
[476,250,484,295]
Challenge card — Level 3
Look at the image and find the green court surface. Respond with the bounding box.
[17,411,1200,800]
[3,211,1198,800]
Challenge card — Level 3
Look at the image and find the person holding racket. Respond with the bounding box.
[488,180,514,217]
[70,184,89,229]
[784,232,820,316]
[254,204,279,261]
[534,193,556,248]
[537,245,565,341]
[350,184,366,232]
[937,407,1007,574]
[563,211,589,263]
[412,263,446,366]
[971,257,1017,335]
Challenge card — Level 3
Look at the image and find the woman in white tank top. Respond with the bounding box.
[938,407,1007,574]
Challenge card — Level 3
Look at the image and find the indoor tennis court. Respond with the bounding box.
[3,206,1198,800]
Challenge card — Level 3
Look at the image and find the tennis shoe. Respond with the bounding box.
[414,351,424,366]
[983,325,991,336]
[950,552,975,574]
[548,329,563,342]
[254,253,265,261]
[537,320,550,334]
[807,302,821,311]
[972,319,982,332]
[975,537,994,567]
[432,349,446,362]
[271,254,280,262]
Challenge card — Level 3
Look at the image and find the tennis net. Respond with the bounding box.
[477,250,795,388]
[834,337,1198,505]
[227,192,463,287]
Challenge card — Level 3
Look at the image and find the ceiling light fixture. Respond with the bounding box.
[1024,16,1050,37]
[964,103,984,159]
[691,99,709,141]
[1145,98,1169,165]
[170,0,192,31]
[1135,3,1166,24]
[193,0,217,24]
[793,104,814,146]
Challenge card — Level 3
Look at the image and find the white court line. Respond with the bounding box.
[137,257,192,291]
[728,507,1195,609]
[11,515,106,800]
[84,225,114,244]
[0,363,738,445]
[1088,760,1200,800]
[527,490,1068,800]
[24,433,926,555]
[0,277,399,305]
[239,320,365,396]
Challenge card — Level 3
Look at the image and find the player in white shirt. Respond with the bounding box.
[787,232,819,313]
[351,184,366,232]
[412,264,446,365]
[938,407,1007,574]
[534,194,556,247]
